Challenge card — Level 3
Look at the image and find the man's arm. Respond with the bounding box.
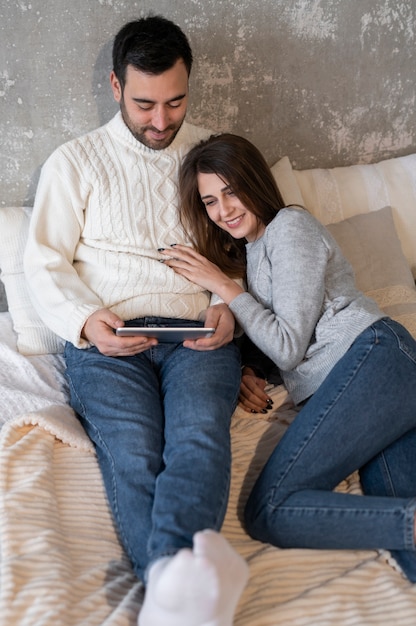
[23,150,104,347]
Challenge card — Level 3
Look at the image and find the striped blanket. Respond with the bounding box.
[1,312,416,625]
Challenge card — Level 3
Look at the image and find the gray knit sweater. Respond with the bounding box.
[229,207,383,404]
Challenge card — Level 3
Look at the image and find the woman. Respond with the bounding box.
[160,133,416,582]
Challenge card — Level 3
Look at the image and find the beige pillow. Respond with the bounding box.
[366,284,416,339]
[326,207,416,339]
[292,153,416,279]
[326,206,415,293]
[270,156,305,207]
[0,207,64,355]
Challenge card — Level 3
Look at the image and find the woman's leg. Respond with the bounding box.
[361,423,416,580]
[244,319,416,557]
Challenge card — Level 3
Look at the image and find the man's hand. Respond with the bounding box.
[183,303,235,351]
[82,308,157,357]
[239,366,273,413]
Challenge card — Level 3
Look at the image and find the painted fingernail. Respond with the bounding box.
[157,247,165,251]
[261,409,268,414]
[170,243,177,247]
[251,409,258,414]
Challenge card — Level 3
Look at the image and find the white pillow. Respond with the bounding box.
[0,207,64,355]
[291,153,416,279]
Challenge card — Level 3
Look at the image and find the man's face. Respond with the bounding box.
[110,59,189,150]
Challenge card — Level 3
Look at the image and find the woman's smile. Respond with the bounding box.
[225,214,245,228]
[197,172,263,242]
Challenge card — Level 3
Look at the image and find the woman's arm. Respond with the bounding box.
[160,245,244,302]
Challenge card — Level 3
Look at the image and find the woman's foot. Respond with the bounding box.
[138,530,249,626]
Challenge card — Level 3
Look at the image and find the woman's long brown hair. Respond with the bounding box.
[179,133,286,278]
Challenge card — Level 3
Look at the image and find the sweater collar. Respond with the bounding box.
[108,110,190,155]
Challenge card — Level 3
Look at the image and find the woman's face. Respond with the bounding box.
[197,172,264,242]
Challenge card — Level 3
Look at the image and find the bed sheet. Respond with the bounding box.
[1,311,416,626]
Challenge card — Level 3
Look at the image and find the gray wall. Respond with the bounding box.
[1,0,416,209]
[1,0,415,312]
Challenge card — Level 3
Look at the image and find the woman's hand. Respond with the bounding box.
[160,245,243,304]
[239,366,274,414]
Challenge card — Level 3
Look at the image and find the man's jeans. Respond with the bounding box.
[64,317,241,582]
[245,318,416,581]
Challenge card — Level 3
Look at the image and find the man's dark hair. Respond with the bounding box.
[112,15,193,90]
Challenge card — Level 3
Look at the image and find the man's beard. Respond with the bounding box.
[120,99,184,150]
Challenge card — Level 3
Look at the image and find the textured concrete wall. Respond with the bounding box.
[1,0,416,208]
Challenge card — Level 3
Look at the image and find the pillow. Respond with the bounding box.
[269,156,416,337]
[325,206,415,293]
[291,153,416,279]
[366,284,416,339]
[270,156,305,207]
[0,207,64,355]
[326,207,416,338]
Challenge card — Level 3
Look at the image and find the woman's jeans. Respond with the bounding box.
[64,317,241,582]
[244,318,416,581]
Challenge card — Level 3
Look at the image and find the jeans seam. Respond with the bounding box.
[405,497,416,550]
[378,451,396,497]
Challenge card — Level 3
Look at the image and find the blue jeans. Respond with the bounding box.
[64,317,241,582]
[244,318,416,581]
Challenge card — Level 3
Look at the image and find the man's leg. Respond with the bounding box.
[64,342,164,580]
[138,339,248,626]
[146,339,241,562]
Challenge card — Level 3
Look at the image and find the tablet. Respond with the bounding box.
[115,327,215,342]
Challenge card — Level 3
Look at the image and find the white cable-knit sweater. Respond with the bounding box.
[24,112,212,348]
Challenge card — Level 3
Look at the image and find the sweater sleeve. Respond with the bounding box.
[24,148,104,347]
[229,210,330,371]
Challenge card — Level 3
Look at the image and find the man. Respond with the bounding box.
[24,15,248,626]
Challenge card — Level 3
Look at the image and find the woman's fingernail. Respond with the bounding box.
[261,409,268,414]
[251,409,258,414]
[157,247,165,252]
[170,243,177,247]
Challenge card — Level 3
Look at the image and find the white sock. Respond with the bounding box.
[138,530,249,626]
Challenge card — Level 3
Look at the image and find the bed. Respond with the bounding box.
[1,151,416,625]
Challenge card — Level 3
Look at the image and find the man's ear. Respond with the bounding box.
[110,71,122,103]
